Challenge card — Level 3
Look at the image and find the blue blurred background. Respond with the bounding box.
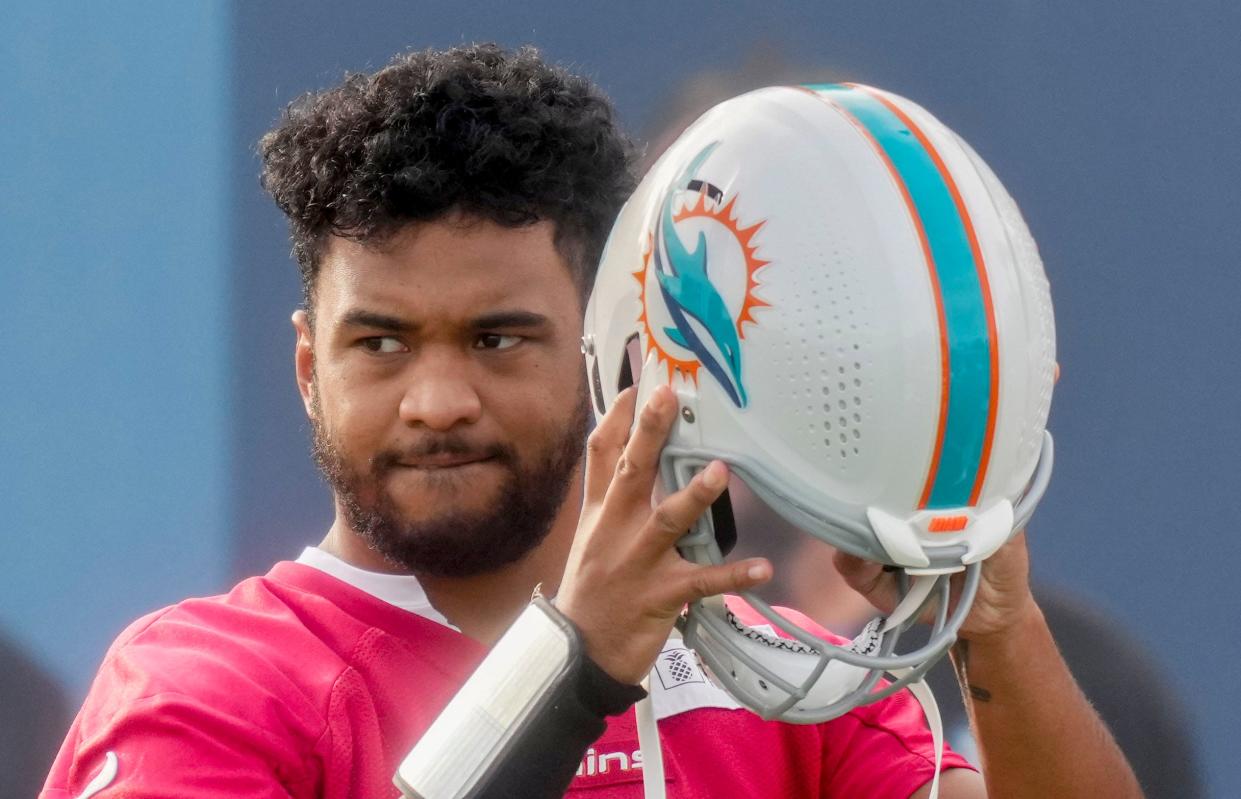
[3,1,1238,795]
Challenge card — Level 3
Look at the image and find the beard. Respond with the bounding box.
[310,386,590,578]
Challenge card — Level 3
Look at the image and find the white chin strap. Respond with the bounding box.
[899,672,944,799]
[850,578,947,799]
[634,576,946,799]
[635,679,666,799]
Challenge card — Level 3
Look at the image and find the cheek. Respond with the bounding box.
[316,370,400,446]
[488,360,587,441]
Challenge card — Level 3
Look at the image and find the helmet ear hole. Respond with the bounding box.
[590,357,606,416]
[617,332,641,392]
[710,490,738,556]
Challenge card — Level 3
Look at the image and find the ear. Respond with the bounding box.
[292,309,315,418]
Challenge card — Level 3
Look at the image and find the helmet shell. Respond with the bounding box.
[585,84,1055,569]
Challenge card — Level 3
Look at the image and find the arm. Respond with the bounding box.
[838,533,1144,799]
[947,536,1143,799]
[40,692,300,799]
[42,606,328,799]
[394,599,647,799]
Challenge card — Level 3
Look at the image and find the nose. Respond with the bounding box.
[398,347,483,431]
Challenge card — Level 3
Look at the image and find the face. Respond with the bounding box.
[295,214,590,577]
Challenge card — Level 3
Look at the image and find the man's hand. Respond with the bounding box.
[556,385,772,685]
[836,529,1144,799]
[832,530,1040,643]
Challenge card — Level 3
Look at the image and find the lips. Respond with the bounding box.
[397,453,496,470]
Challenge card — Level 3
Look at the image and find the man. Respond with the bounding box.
[42,44,1141,798]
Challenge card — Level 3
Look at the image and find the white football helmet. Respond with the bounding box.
[582,83,1056,723]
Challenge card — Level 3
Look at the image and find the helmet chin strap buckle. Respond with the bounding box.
[868,499,1016,571]
[961,500,1015,564]
[867,506,932,567]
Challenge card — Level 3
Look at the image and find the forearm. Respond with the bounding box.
[461,655,645,798]
[395,600,646,799]
[953,600,1143,799]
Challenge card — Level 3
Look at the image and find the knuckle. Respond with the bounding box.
[586,429,610,457]
[639,401,668,431]
[615,448,654,481]
[651,505,681,535]
[687,572,718,600]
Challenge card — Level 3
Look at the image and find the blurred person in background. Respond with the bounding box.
[0,633,70,799]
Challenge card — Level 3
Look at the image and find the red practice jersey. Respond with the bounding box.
[42,553,970,798]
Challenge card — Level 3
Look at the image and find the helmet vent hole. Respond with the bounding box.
[780,243,870,471]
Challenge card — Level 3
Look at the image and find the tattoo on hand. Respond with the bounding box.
[952,640,992,703]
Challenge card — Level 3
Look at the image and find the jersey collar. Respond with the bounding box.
[295,546,458,631]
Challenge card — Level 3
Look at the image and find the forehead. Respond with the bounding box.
[314,217,580,323]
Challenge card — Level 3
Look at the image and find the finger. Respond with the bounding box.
[636,460,730,557]
[609,385,677,502]
[832,550,900,615]
[670,558,773,607]
[583,386,637,502]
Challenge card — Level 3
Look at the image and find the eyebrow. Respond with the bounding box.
[340,309,416,332]
[471,310,551,330]
[339,308,551,333]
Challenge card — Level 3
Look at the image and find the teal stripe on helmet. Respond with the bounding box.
[807,84,993,509]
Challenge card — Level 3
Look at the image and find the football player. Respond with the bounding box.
[42,44,1141,799]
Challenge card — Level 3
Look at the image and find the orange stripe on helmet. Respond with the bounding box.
[853,85,1001,507]
[797,85,953,510]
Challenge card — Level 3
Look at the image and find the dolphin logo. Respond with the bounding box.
[651,142,749,407]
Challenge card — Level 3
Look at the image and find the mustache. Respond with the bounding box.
[371,436,510,470]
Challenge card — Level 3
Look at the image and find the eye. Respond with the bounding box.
[360,336,406,354]
[474,333,523,351]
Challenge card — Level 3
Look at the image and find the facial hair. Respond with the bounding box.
[310,383,590,578]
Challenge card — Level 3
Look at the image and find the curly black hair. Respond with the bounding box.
[259,43,636,309]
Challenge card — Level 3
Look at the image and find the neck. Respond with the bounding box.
[319,470,582,645]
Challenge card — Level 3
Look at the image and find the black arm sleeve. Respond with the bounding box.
[466,633,648,798]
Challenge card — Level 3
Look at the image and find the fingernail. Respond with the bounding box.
[702,461,727,490]
[747,562,770,581]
